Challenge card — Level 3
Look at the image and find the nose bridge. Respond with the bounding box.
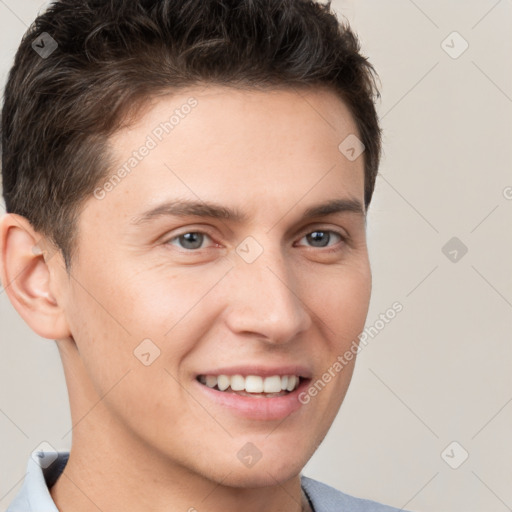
[223,238,311,342]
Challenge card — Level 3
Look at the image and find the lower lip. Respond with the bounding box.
[193,378,310,421]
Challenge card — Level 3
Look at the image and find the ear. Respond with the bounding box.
[0,213,71,340]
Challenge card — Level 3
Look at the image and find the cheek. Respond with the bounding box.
[64,270,192,424]
[306,261,371,344]
[65,279,136,386]
[303,268,369,423]
[120,259,233,339]
[66,258,232,373]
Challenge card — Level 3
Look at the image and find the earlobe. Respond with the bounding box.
[0,213,71,340]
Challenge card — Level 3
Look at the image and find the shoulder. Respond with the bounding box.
[301,476,409,512]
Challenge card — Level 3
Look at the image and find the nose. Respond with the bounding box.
[222,242,312,345]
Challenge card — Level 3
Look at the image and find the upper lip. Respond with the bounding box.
[196,364,313,379]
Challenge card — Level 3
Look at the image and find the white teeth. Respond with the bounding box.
[286,375,298,392]
[217,374,230,391]
[199,374,301,394]
[205,375,217,388]
[263,375,282,393]
[230,374,245,391]
[245,375,264,393]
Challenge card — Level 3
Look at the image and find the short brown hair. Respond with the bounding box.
[1,0,381,271]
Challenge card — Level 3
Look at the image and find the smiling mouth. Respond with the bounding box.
[196,374,303,398]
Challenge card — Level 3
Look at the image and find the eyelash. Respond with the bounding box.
[164,228,347,253]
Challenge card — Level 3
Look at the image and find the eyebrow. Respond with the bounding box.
[130,197,365,226]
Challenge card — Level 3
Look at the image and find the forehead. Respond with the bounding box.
[83,85,365,230]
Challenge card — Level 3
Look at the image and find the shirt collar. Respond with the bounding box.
[7,450,69,512]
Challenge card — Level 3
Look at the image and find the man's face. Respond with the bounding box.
[55,86,371,486]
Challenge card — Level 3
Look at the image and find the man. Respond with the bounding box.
[0,1,408,510]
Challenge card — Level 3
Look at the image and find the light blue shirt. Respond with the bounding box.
[7,451,408,512]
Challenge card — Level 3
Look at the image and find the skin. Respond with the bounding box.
[0,85,371,512]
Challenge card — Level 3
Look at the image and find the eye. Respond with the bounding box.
[167,231,215,251]
[297,230,344,249]
[165,228,346,252]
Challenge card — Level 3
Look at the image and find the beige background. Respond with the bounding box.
[1,1,511,511]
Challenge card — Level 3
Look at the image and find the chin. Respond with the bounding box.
[252,446,311,484]
[197,423,326,488]
[216,460,304,489]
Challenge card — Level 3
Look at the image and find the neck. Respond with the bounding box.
[50,418,310,512]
